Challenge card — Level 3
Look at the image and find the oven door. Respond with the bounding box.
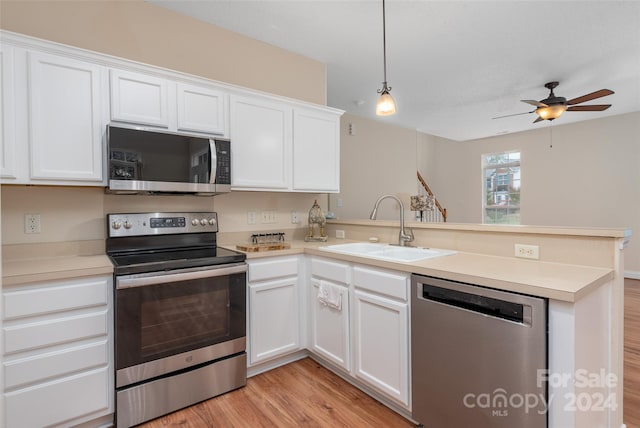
[115,263,246,388]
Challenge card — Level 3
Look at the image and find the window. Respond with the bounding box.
[483,151,520,224]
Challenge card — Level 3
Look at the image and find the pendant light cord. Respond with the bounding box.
[382,0,388,85]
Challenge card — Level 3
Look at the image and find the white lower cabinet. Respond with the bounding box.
[247,256,301,366]
[310,278,351,370]
[1,275,114,428]
[353,290,409,406]
[308,257,411,408]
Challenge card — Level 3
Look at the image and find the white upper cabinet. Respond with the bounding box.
[28,51,105,182]
[110,69,227,136]
[0,44,16,179]
[230,94,291,190]
[1,31,342,189]
[230,94,342,193]
[110,69,170,128]
[177,83,225,135]
[293,108,340,192]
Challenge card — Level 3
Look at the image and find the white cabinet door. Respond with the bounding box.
[310,279,351,370]
[110,69,170,127]
[353,289,409,406]
[0,44,16,179]
[293,108,340,192]
[177,83,225,135]
[230,95,291,190]
[249,277,300,365]
[28,52,105,182]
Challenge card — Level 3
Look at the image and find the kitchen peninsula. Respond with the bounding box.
[4,218,627,427]
[230,219,630,428]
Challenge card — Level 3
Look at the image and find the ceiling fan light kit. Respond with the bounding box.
[376,0,396,116]
[536,104,568,121]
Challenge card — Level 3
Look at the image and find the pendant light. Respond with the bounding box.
[376,0,396,116]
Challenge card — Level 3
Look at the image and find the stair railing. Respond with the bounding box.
[416,171,447,223]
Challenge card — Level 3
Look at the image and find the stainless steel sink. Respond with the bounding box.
[318,242,457,263]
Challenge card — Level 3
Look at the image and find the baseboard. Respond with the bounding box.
[247,350,309,378]
[625,270,640,280]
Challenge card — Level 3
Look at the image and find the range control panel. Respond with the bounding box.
[108,212,218,237]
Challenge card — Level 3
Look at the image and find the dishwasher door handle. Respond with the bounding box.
[420,283,533,326]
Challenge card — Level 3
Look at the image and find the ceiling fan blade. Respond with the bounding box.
[567,104,612,112]
[521,99,548,108]
[492,110,535,119]
[533,116,545,123]
[567,89,614,105]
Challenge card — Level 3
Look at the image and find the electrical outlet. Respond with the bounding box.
[261,210,277,224]
[24,214,41,234]
[515,244,539,260]
[336,230,346,239]
[247,211,257,225]
[291,210,299,224]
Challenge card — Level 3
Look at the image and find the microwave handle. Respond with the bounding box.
[209,139,217,184]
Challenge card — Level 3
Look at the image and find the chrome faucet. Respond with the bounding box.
[369,195,414,246]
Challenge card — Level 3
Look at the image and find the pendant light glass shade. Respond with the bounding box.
[376,85,396,116]
[376,0,396,116]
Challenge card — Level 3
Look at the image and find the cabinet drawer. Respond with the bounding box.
[353,266,409,301]
[3,310,108,354]
[311,258,350,285]
[3,277,109,320]
[4,367,110,428]
[248,256,298,282]
[4,340,109,390]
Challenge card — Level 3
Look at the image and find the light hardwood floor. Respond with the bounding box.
[139,357,414,427]
[625,278,640,428]
[140,279,640,428]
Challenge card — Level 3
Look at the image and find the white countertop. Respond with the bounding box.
[2,238,614,302]
[227,239,613,302]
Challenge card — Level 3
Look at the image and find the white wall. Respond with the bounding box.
[423,112,640,274]
[329,113,418,221]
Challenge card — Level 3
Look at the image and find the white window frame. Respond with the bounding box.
[482,151,521,224]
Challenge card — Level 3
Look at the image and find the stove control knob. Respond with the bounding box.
[191,219,199,226]
[208,218,217,226]
[200,219,208,226]
[123,221,132,229]
[112,221,122,230]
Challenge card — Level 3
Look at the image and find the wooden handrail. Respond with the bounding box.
[417,171,447,222]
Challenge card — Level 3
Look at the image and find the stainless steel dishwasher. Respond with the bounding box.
[411,274,548,428]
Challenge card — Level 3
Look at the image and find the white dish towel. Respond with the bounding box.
[318,280,342,311]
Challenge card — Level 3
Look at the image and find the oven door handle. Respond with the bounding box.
[116,263,247,289]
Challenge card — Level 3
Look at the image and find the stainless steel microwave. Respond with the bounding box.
[106,125,231,195]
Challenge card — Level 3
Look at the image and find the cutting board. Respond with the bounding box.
[236,242,291,252]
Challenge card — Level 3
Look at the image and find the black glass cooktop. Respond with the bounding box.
[109,246,246,275]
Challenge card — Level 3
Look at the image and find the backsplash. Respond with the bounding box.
[1,185,327,245]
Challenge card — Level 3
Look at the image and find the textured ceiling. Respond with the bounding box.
[150,0,640,141]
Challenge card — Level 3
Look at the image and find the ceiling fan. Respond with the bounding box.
[495,82,614,123]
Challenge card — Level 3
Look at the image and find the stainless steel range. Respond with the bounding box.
[106,212,247,427]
